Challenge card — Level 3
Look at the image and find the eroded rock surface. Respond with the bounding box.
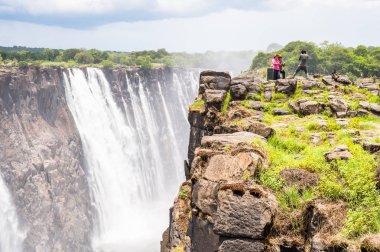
[0,66,92,251]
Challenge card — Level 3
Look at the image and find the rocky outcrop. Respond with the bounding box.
[0,66,92,251]
[165,70,380,252]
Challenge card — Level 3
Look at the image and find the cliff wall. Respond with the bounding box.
[163,71,380,252]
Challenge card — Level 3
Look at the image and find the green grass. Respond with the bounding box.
[221,91,231,113]
[272,93,288,101]
[256,125,380,238]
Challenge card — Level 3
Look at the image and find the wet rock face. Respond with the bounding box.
[0,67,92,251]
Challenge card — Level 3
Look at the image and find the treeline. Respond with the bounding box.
[0,46,255,73]
[250,41,380,78]
[0,47,172,69]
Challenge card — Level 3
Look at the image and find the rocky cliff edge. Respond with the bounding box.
[162,71,380,252]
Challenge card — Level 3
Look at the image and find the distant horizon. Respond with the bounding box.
[0,41,377,54]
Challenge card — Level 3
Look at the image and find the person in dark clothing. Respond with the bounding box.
[279,55,286,79]
[292,50,310,79]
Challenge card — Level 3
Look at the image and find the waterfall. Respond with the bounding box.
[0,176,25,252]
[63,68,198,252]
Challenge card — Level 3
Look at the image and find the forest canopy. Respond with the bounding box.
[0,46,254,73]
[1,41,379,78]
[250,41,380,78]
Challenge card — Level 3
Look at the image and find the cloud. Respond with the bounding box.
[0,0,378,28]
[0,3,378,53]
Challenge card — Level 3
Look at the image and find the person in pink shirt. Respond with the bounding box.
[272,54,281,80]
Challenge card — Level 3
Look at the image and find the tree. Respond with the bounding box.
[60,49,82,61]
[354,45,368,57]
[74,51,95,64]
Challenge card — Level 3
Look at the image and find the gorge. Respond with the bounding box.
[1,65,380,252]
[0,66,198,251]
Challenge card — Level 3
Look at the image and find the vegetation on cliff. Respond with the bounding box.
[251,41,380,78]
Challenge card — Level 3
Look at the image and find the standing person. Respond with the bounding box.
[279,55,286,79]
[292,50,310,79]
[272,54,281,80]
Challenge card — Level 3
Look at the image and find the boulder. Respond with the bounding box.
[275,79,297,95]
[322,76,338,86]
[227,107,254,121]
[218,239,265,252]
[304,199,347,238]
[310,236,351,252]
[264,83,275,101]
[329,98,349,113]
[357,109,370,117]
[200,71,231,92]
[273,108,291,116]
[245,121,275,138]
[230,84,248,100]
[299,101,323,115]
[333,74,352,85]
[302,80,323,90]
[324,145,352,162]
[214,188,277,239]
[204,152,263,182]
[288,102,300,114]
[204,89,227,110]
[369,103,380,115]
[336,111,347,118]
[361,234,380,252]
[248,101,264,111]
[362,142,380,154]
[359,101,370,109]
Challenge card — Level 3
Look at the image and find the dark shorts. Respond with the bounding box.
[295,66,308,74]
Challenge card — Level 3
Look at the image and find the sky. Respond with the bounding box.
[0,0,379,52]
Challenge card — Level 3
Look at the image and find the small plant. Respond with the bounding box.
[189,99,205,111]
[278,186,301,209]
[178,186,190,200]
[242,169,250,181]
[221,91,231,113]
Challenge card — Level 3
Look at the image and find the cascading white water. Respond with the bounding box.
[0,176,25,252]
[63,68,198,252]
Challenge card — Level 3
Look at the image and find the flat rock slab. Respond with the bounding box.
[201,132,266,148]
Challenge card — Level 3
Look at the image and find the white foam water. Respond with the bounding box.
[0,176,25,252]
[63,68,198,252]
